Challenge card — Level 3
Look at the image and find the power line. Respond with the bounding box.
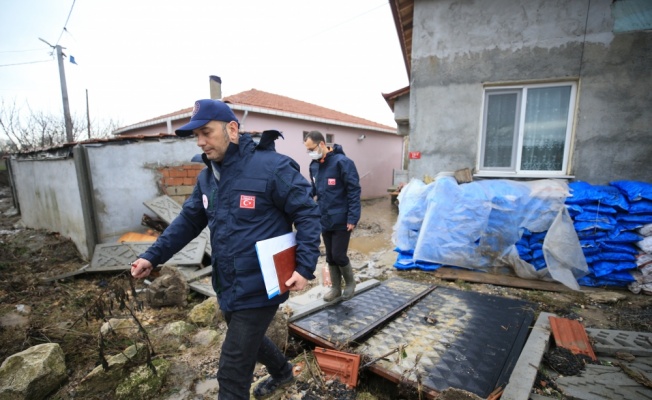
[0,59,53,67]
[55,0,77,46]
[0,48,44,54]
[298,2,387,43]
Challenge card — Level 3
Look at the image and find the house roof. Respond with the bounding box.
[115,88,396,134]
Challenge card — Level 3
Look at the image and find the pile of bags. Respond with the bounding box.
[392,177,652,293]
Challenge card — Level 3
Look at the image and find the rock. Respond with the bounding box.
[188,297,220,326]
[0,343,67,400]
[76,343,149,397]
[147,266,189,308]
[162,321,196,337]
[115,358,171,400]
[587,291,628,304]
[192,329,221,347]
[100,318,139,337]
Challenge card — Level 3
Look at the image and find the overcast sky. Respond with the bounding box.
[0,0,408,131]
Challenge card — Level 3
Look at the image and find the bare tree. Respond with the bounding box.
[0,98,122,152]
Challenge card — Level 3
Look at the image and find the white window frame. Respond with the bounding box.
[477,81,577,178]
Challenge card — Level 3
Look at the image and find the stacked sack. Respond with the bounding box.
[565,180,652,289]
[609,181,652,294]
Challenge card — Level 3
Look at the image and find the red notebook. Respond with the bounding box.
[272,245,297,294]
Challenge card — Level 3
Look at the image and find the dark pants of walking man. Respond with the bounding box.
[218,305,293,400]
[322,230,352,267]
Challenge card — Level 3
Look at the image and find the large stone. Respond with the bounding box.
[188,297,219,326]
[161,321,196,337]
[76,343,148,397]
[191,329,222,347]
[147,266,189,308]
[115,358,171,400]
[0,343,67,400]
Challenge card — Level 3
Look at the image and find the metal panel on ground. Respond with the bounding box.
[289,278,435,348]
[355,286,535,398]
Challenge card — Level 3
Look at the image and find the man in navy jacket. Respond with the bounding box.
[304,130,361,302]
[131,99,321,399]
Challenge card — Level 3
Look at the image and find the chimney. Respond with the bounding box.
[209,75,222,99]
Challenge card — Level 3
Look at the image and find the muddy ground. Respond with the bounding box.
[1,169,652,399]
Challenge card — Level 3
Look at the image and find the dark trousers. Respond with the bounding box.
[217,304,291,399]
[322,229,352,266]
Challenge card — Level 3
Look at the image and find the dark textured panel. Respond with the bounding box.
[291,278,434,346]
[356,286,535,398]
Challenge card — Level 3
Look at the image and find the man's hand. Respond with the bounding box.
[285,271,309,292]
[131,258,154,279]
[347,223,356,232]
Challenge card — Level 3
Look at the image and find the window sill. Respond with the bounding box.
[473,171,575,180]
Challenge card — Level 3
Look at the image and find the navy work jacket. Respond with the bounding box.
[309,144,361,231]
[140,133,321,312]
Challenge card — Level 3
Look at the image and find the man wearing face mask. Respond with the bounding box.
[303,130,361,302]
[130,99,321,399]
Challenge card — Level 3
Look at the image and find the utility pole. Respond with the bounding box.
[39,38,74,143]
[86,89,91,140]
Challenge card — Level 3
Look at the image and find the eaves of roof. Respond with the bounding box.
[390,0,413,80]
[114,89,398,135]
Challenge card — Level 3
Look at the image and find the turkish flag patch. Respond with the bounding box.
[328,178,336,185]
[240,195,256,209]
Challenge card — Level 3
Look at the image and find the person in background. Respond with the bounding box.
[303,130,361,302]
[131,99,321,400]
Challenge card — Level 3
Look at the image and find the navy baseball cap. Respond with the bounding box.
[175,99,239,137]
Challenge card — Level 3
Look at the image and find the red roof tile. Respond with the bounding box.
[224,89,395,130]
[123,89,395,132]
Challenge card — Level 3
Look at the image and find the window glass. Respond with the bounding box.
[481,83,575,175]
[484,92,518,168]
[521,86,571,171]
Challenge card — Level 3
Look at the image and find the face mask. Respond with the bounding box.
[309,150,322,160]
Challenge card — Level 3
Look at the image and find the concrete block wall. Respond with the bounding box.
[158,164,205,204]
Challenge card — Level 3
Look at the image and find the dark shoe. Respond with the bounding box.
[253,371,295,399]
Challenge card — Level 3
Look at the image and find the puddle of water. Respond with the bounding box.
[349,235,393,255]
[194,378,218,395]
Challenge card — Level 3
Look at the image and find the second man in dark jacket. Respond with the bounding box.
[304,130,362,301]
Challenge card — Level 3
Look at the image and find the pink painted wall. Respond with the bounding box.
[119,111,403,199]
[237,113,403,199]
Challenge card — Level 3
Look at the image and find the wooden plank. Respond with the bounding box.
[430,267,597,293]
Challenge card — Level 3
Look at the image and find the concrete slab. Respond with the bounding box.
[504,323,652,399]
[144,195,211,255]
[89,238,206,271]
[587,328,652,356]
[502,312,555,400]
[555,362,652,399]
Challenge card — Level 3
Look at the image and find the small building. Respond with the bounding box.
[115,88,406,199]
